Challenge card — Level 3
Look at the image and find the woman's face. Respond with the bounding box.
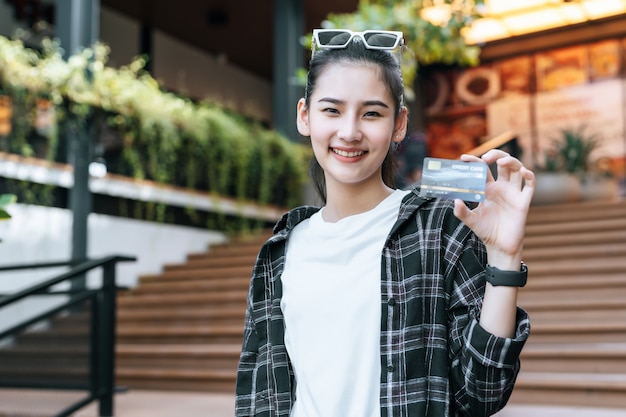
[297,62,406,193]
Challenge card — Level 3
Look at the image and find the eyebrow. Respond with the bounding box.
[317,97,390,108]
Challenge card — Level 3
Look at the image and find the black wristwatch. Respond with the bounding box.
[485,262,528,287]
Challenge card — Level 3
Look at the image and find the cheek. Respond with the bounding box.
[307,118,333,145]
[371,125,395,147]
[310,134,330,159]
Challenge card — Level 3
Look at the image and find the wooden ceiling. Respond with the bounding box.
[100,0,359,81]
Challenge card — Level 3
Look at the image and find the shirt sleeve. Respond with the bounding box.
[234,281,259,416]
[447,231,531,417]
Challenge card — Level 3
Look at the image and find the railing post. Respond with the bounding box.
[98,261,117,417]
[89,292,101,409]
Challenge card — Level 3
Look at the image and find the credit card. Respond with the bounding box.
[419,157,487,202]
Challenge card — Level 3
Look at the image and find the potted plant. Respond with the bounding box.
[580,156,619,202]
[533,126,618,205]
[532,137,582,205]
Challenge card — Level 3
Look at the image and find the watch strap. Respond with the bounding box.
[485,262,528,287]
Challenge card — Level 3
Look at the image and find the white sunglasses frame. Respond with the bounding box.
[311,29,404,57]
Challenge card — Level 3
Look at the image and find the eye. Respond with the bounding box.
[364,110,382,118]
[322,107,340,115]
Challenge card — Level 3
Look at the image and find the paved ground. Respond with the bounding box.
[1,389,625,417]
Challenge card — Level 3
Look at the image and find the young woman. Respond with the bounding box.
[235,29,535,417]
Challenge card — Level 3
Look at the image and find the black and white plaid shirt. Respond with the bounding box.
[235,189,530,417]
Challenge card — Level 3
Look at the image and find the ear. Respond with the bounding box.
[296,98,310,137]
[392,106,408,143]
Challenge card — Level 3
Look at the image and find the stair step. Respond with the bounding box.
[519,371,626,388]
[524,257,626,277]
[518,306,626,343]
[138,266,253,282]
[527,200,626,225]
[117,367,235,381]
[117,373,236,393]
[523,242,626,262]
[0,345,88,355]
[523,273,626,290]
[117,306,245,324]
[13,327,89,345]
[164,254,257,271]
[127,277,249,294]
[0,366,88,384]
[118,290,247,308]
[117,343,241,356]
[527,333,626,345]
[117,324,243,344]
[527,328,626,344]
[530,308,626,323]
[187,239,266,260]
[529,321,626,343]
[187,247,259,261]
[116,344,240,370]
[519,285,626,311]
[0,349,87,366]
[116,366,237,392]
[511,372,626,408]
[524,230,626,248]
[521,343,626,373]
[525,218,626,237]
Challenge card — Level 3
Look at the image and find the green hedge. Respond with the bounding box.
[0,36,309,226]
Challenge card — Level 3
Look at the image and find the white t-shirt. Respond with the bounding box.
[281,189,410,417]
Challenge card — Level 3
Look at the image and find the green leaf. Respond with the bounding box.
[0,194,16,209]
[0,209,11,220]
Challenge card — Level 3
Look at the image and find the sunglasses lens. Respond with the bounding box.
[363,32,399,48]
[316,30,351,47]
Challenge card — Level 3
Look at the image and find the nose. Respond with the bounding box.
[337,116,363,142]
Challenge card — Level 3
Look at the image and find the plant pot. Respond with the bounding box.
[581,175,619,202]
[532,172,581,206]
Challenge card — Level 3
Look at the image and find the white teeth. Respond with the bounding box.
[333,148,365,157]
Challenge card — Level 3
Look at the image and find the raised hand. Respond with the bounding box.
[452,149,536,265]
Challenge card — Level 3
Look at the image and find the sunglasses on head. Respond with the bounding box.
[311,29,404,57]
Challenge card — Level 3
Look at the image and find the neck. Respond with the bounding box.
[322,180,395,223]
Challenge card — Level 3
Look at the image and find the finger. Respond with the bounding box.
[509,169,522,188]
[460,153,483,163]
[453,198,475,226]
[520,167,536,203]
[522,167,536,188]
[496,155,525,183]
[496,155,524,171]
[480,149,510,164]
[461,153,495,182]
[496,156,514,182]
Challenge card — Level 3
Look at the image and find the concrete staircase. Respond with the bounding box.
[114,198,626,410]
[114,234,263,393]
[510,199,626,408]
[0,312,90,387]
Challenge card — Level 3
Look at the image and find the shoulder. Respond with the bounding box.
[252,205,321,261]
[272,205,321,235]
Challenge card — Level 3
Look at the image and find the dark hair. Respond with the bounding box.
[303,38,405,203]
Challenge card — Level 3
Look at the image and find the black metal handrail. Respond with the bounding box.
[0,255,136,417]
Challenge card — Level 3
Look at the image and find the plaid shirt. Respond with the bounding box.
[235,189,530,417]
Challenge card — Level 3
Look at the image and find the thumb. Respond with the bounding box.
[453,199,473,225]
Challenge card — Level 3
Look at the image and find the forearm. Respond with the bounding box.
[479,250,522,338]
[480,285,519,338]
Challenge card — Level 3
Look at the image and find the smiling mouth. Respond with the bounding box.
[332,148,366,158]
